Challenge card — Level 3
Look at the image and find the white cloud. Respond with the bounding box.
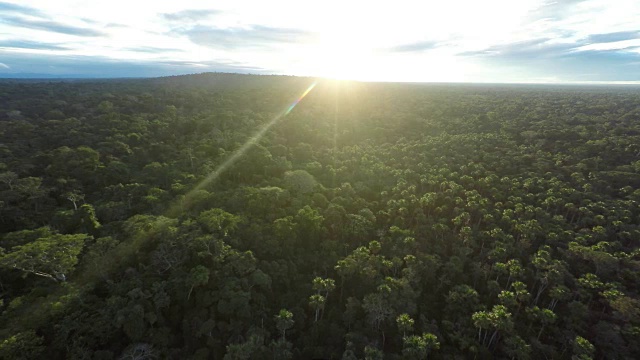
[0,0,639,81]
[577,39,640,52]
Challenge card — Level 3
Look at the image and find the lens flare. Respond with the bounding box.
[286,82,317,115]
[169,80,317,215]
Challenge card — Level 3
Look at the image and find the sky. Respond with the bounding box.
[0,0,639,83]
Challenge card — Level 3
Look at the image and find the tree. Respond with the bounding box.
[363,292,393,332]
[472,310,492,346]
[309,294,326,323]
[472,305,513,349]
[525,306,557,340]
[4,70,640,360]
[65,190,84,210]
[118,343,158,360]
[76,204,101,234]
[0,171,18,190]
[548,285,570,311]
[14,177,47,212]
[312,276,336,297]
[445,284,480,322]
[311,276,335,319]
[572,336,595,360]
[396,313,415,337]
[283,169,317,194]
[270,338,293,360]
[197,208,241,237]
[511,281,531,309]
[187,265,210,300]
[274,309,294,341]
[0,233,89,282]
[402,333,440,360]
[503,335,531,360]
[224,334,264,360]
[0,330,45,360]
[364,346,384,360]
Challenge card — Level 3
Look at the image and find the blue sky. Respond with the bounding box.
[0,0,639,82]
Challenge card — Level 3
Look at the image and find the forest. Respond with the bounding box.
[0,73,639,359]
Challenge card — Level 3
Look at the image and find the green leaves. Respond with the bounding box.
[274,309,294,340]
[4,72,640,360]
[312,276,336,296]
[0,330,45,360]
[0,232,89,282]
[187,265,210,300]
[309,294,326,322]
[572,336,595,360]
[283,169,317,194]
[472,305,514,347]
[396,313,415,336]
[402,333,440,360]
[197,208,241,237]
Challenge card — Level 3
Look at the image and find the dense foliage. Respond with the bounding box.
[1,74,639,359]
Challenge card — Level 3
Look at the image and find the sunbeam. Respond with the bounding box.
[285,82,317,115]
[170,80,318,214]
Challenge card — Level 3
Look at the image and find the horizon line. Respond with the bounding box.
[1,71,640,86]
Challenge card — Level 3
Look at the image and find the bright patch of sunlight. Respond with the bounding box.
[166,80,317,217]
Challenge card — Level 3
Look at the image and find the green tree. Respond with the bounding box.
[503,335,531,360]
[309,294,326,323]
[0,233,89,282]
[402,333,440,360]
[187,265,210,300]
[197,208,241,237]
[0,331,45,360]
[572,336,595,360]
[283,169,317,194]
[396,313,415,337]
[274,309,294,341]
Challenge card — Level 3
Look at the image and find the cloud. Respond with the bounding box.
[0,39,69,50]
[105,23,128,28]
[388,40,441,53]
[555,50,640,81]
[183,25,315,49]
[459,34,640,61]
[162,9,220,21]
[0,1,45,17]
[124,46,184,54]
[0,62,9,69]
[587,31,640,44]
[527,0,590,21]
[159,59,265,71]
[458,36,640,82]
[0,51,268,78]
[0,1,637,82]
[458,38,578,59]
[0,1,103,36]
[0,15,105,36]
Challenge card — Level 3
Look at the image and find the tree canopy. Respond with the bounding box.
[0,74,639,359]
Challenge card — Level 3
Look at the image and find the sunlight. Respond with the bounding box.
[5,1,640,356]
[169,80,317,216]
[303,34,373,80]
[294,17,473,82]
[305,47,470,83]
[310,50,371,80]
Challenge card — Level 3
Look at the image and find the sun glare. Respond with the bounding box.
[304,44,469,83]
[295,17,472,83]
[271,0,542,82]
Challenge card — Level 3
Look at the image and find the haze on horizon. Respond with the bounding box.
[0,0,639,83]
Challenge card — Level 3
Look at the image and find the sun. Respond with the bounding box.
[287,4,473,83]
[300,33,379,81]
[311,49,370,80]
[304,44,468,83]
